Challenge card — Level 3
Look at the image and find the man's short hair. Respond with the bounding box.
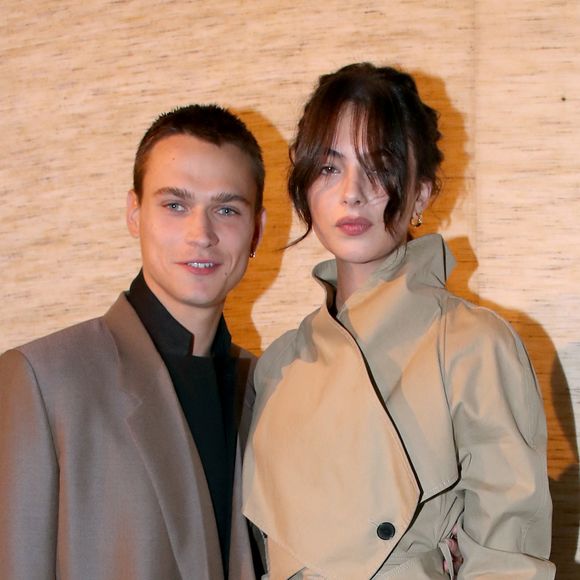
[133,104,265,213]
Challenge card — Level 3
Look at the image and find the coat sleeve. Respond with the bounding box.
[0,349,58,580]
[443,302,555,579]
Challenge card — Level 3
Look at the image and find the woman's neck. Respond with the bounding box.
[334,260,376,311]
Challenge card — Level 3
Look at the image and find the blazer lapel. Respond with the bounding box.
[104,295,223,580]
[228,438,255,579]
[228,347,259,580]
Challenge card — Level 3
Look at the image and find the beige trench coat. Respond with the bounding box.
[243,234,555,579]
[0,294,257,580]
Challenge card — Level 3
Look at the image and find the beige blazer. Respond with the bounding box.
[243,235,555,580]
[0,294,257,580]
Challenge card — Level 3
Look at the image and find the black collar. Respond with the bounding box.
[126,270,232,359]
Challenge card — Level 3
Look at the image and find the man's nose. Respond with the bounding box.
[185,209,218,247]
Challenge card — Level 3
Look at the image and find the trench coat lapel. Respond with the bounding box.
[245,301,421,579]
[104,295,223,580]
[320,234,460,501]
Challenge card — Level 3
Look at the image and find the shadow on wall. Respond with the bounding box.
[417,70,579,576]
[412,69,470,234]
[548,354,580,579]
[224,109,291,355]
[448,236,580,579]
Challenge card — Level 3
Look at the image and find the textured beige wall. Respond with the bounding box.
[1,0,578,574]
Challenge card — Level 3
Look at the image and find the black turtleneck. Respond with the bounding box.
[126,271,236,575]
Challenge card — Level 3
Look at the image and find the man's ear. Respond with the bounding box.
[251,208,267,254]
[126,190,141,238]
[414,181,433,215]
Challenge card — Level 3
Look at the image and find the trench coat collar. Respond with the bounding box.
[312,233,460,502]
[312,233,456,309]
[104,295,223,580]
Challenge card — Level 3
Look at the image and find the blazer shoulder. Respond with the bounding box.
[11,315,113,366]
[1,295,137,400]
[12,292,141,361]
[231,342,258,401]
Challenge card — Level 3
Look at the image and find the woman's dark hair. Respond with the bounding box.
[288,62,443,241]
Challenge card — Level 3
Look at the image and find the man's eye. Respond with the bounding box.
[217,206,240,216]
[320,165,338,175]
[164,202,185,212]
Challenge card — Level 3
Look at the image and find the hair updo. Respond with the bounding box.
[289,62,443,240]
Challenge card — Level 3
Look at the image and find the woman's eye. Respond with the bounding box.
[320,165,338,175]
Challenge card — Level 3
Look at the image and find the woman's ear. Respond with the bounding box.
[414,181,433,215]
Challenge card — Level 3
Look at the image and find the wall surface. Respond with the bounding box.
[1,0,578,574]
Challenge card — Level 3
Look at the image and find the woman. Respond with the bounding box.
[243,63,554,579]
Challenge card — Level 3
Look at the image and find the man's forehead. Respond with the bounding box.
[141,134,259,208]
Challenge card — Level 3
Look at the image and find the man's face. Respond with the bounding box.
[127,134,264,324]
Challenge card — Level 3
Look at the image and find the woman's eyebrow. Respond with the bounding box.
[322,148,344,159]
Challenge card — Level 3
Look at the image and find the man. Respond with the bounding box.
[0,105,266,579]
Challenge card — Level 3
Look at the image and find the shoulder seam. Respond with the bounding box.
[7,349,59,461]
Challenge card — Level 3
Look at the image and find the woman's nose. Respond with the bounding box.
[340,166,368,206]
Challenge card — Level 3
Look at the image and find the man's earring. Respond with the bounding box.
[410,212,423,228]
[250,250,256,258]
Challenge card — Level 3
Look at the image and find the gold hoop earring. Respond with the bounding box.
[410,212,423,228]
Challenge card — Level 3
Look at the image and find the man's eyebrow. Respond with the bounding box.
[154,187,193,200]
[154,188,251,206]
[212,192,251,206]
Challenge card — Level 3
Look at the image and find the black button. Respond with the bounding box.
[377,522,396,540]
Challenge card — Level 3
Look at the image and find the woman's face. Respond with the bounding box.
[307,106,425,284]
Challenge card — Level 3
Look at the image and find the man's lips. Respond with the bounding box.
[335,216,372,236]
[180,260,220,274]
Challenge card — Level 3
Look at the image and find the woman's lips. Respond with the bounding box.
[335,216,372,236]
